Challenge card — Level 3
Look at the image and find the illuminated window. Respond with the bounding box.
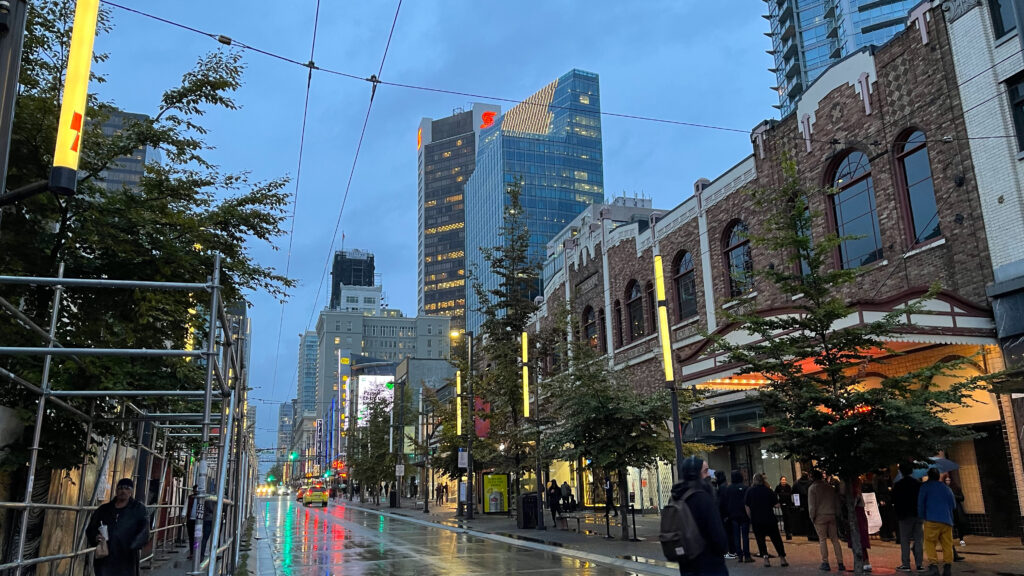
[456,139,463,146]
[582,306,597,349]
[579,94,590,105]
[424,222,465,235]
[334,337,340,344]
[627,281,645,340]
[442,151,452,158]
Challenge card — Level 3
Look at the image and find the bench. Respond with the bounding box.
[557,513,582,532]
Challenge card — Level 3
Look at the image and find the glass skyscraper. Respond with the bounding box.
[768,0,919,116]
[464,69,604,332]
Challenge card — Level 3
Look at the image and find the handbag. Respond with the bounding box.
[95,539,109,559]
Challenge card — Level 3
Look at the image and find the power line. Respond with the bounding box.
[304,0,404,333]
[270,0,323,398]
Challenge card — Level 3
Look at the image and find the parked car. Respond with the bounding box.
[303,486,329,508]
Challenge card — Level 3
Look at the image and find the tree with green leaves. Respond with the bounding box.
[540,302,684,539]
[711,160,984,573]
[470,179,539,499]
[0,1,292,476]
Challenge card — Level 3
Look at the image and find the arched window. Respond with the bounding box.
[582,306,598,349]
[646,281,656,334]
[597,309,607,354]
[674,251,698,319]
[613,300,623,348]
[723,221,753,297]
[832,151,883,269]
[627,281,645,340]
[896,131,941,244]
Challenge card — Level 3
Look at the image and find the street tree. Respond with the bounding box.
[540,302,684,539]
[711,160,984,573]
[348,383,397,502]
[471,180,539,498]
[0,0,293,476]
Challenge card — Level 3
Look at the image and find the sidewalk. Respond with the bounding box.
[349,496,1024,576]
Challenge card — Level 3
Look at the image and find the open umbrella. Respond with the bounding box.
[928,457,959,473]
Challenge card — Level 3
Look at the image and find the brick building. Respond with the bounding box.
[533,3,1023,537]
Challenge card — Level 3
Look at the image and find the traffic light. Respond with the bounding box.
[323,470,332,478]
[289,451,298,460]
[267,474,275,482]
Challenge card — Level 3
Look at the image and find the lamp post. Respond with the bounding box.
[653,242,685,479]
[523,331,545,530]
[450,330,475,519]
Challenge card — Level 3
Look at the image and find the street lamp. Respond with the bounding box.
[653,243,685,479]
[450,329,475,519]
[522,331,545,530]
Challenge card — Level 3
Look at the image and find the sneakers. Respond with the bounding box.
[724,553,737,559]
[896,566,912,572]
[819,563,831,571]
[864,564,872,572]
[837,564,847,572]
[780,557,789,567]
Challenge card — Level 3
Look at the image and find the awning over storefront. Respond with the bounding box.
[678,290,997,388]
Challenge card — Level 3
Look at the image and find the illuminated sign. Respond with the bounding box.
[417,127,422,150]
[355,375,394,427]
[480,111,496,129]
[50,0,101,196]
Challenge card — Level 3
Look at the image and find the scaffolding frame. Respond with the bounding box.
[0,254,255,576]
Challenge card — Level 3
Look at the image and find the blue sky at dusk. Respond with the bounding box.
[90,1,776,451]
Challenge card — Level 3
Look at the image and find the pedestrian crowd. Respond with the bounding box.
[664,458,965,576]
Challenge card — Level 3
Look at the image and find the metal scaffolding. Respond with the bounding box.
[0,254,256,576]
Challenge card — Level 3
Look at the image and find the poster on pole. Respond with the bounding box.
[862,492,882,534]
[458,450,468,469]
[395,464,405,478]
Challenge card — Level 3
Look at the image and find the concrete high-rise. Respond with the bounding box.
[97,111,160,192]
[296,331,318,415]
[276,403,293,462]
[330,249,375,309]
[417,104,501,330]
[766,0,919,116]
[464,69,604,332]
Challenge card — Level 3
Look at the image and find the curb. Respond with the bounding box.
[344,503,678,576]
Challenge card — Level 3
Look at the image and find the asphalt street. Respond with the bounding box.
[252,495,652,576]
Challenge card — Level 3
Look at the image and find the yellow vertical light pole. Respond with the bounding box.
[50,0,100,196]
[455,370,462,436]
[521,332,530,418]
[654,248,685,478]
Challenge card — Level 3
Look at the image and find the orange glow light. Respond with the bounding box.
[417,127,422,150]
[480,111,496,129]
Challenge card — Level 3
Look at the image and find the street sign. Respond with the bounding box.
[395,464,405,477]
[458,450,468,469]
[316,419,324,440]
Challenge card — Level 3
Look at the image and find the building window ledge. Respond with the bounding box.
[995,30,1019,50]
[615,333,658,354]
[1016,149,1024,162]
[903,237,946,259]
[671,316,700,330]
[722,292,758,309]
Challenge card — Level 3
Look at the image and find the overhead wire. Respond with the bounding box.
[303,0,404,332]
[269,0,322,398]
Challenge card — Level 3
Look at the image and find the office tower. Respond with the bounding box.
[464,69,604,332]
[297,331,318,415]
[277,403,293,462]
[767,0,918,116]
[417,104,501,330]
[96,111,160,192]
[329,249,375,309]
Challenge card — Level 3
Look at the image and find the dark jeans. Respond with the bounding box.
[779,506,792,538]
[753,521,786,558]
[201,521,213,559]
[186,519,197,555]
[899,517,924,568]
[731,519,751,558]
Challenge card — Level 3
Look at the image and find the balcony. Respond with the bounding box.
[784,56,801,79]
[779,0,794,25]
[824,0,837,20]
[780,19,796,40]
[782,38,798,59]
[787,79,804,98]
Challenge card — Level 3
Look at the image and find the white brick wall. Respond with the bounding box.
[948,4,1024,277]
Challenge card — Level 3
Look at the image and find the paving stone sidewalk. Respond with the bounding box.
[351,496,1024,576]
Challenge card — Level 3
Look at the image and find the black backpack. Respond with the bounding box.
[659,489,707,562]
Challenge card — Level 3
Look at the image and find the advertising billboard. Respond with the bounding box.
[355,375,393,427]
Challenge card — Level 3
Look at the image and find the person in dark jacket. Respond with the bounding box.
[943,476,967,562]
[86,478,150,576]
[673,457,729,576]
[746,474,788,567]
[893,462,924,572]
[723,470,752,562]
[775,476,794,540]
[795,471,816,540]
[547,480,562,525]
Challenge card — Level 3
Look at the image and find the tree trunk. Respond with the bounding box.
[617,468,629,540]
[843,476,865,574]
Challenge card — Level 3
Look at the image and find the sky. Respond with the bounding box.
[89,0,778,457]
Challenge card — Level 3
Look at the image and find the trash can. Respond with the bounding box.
[389,490,399,508]
[517,492,538,529]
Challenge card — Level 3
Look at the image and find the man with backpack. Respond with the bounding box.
[661,456,729,576]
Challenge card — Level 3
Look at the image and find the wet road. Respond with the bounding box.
[253,496,652,576]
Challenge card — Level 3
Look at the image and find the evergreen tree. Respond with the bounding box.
[711,160,984,573]
[471,180,539,496]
